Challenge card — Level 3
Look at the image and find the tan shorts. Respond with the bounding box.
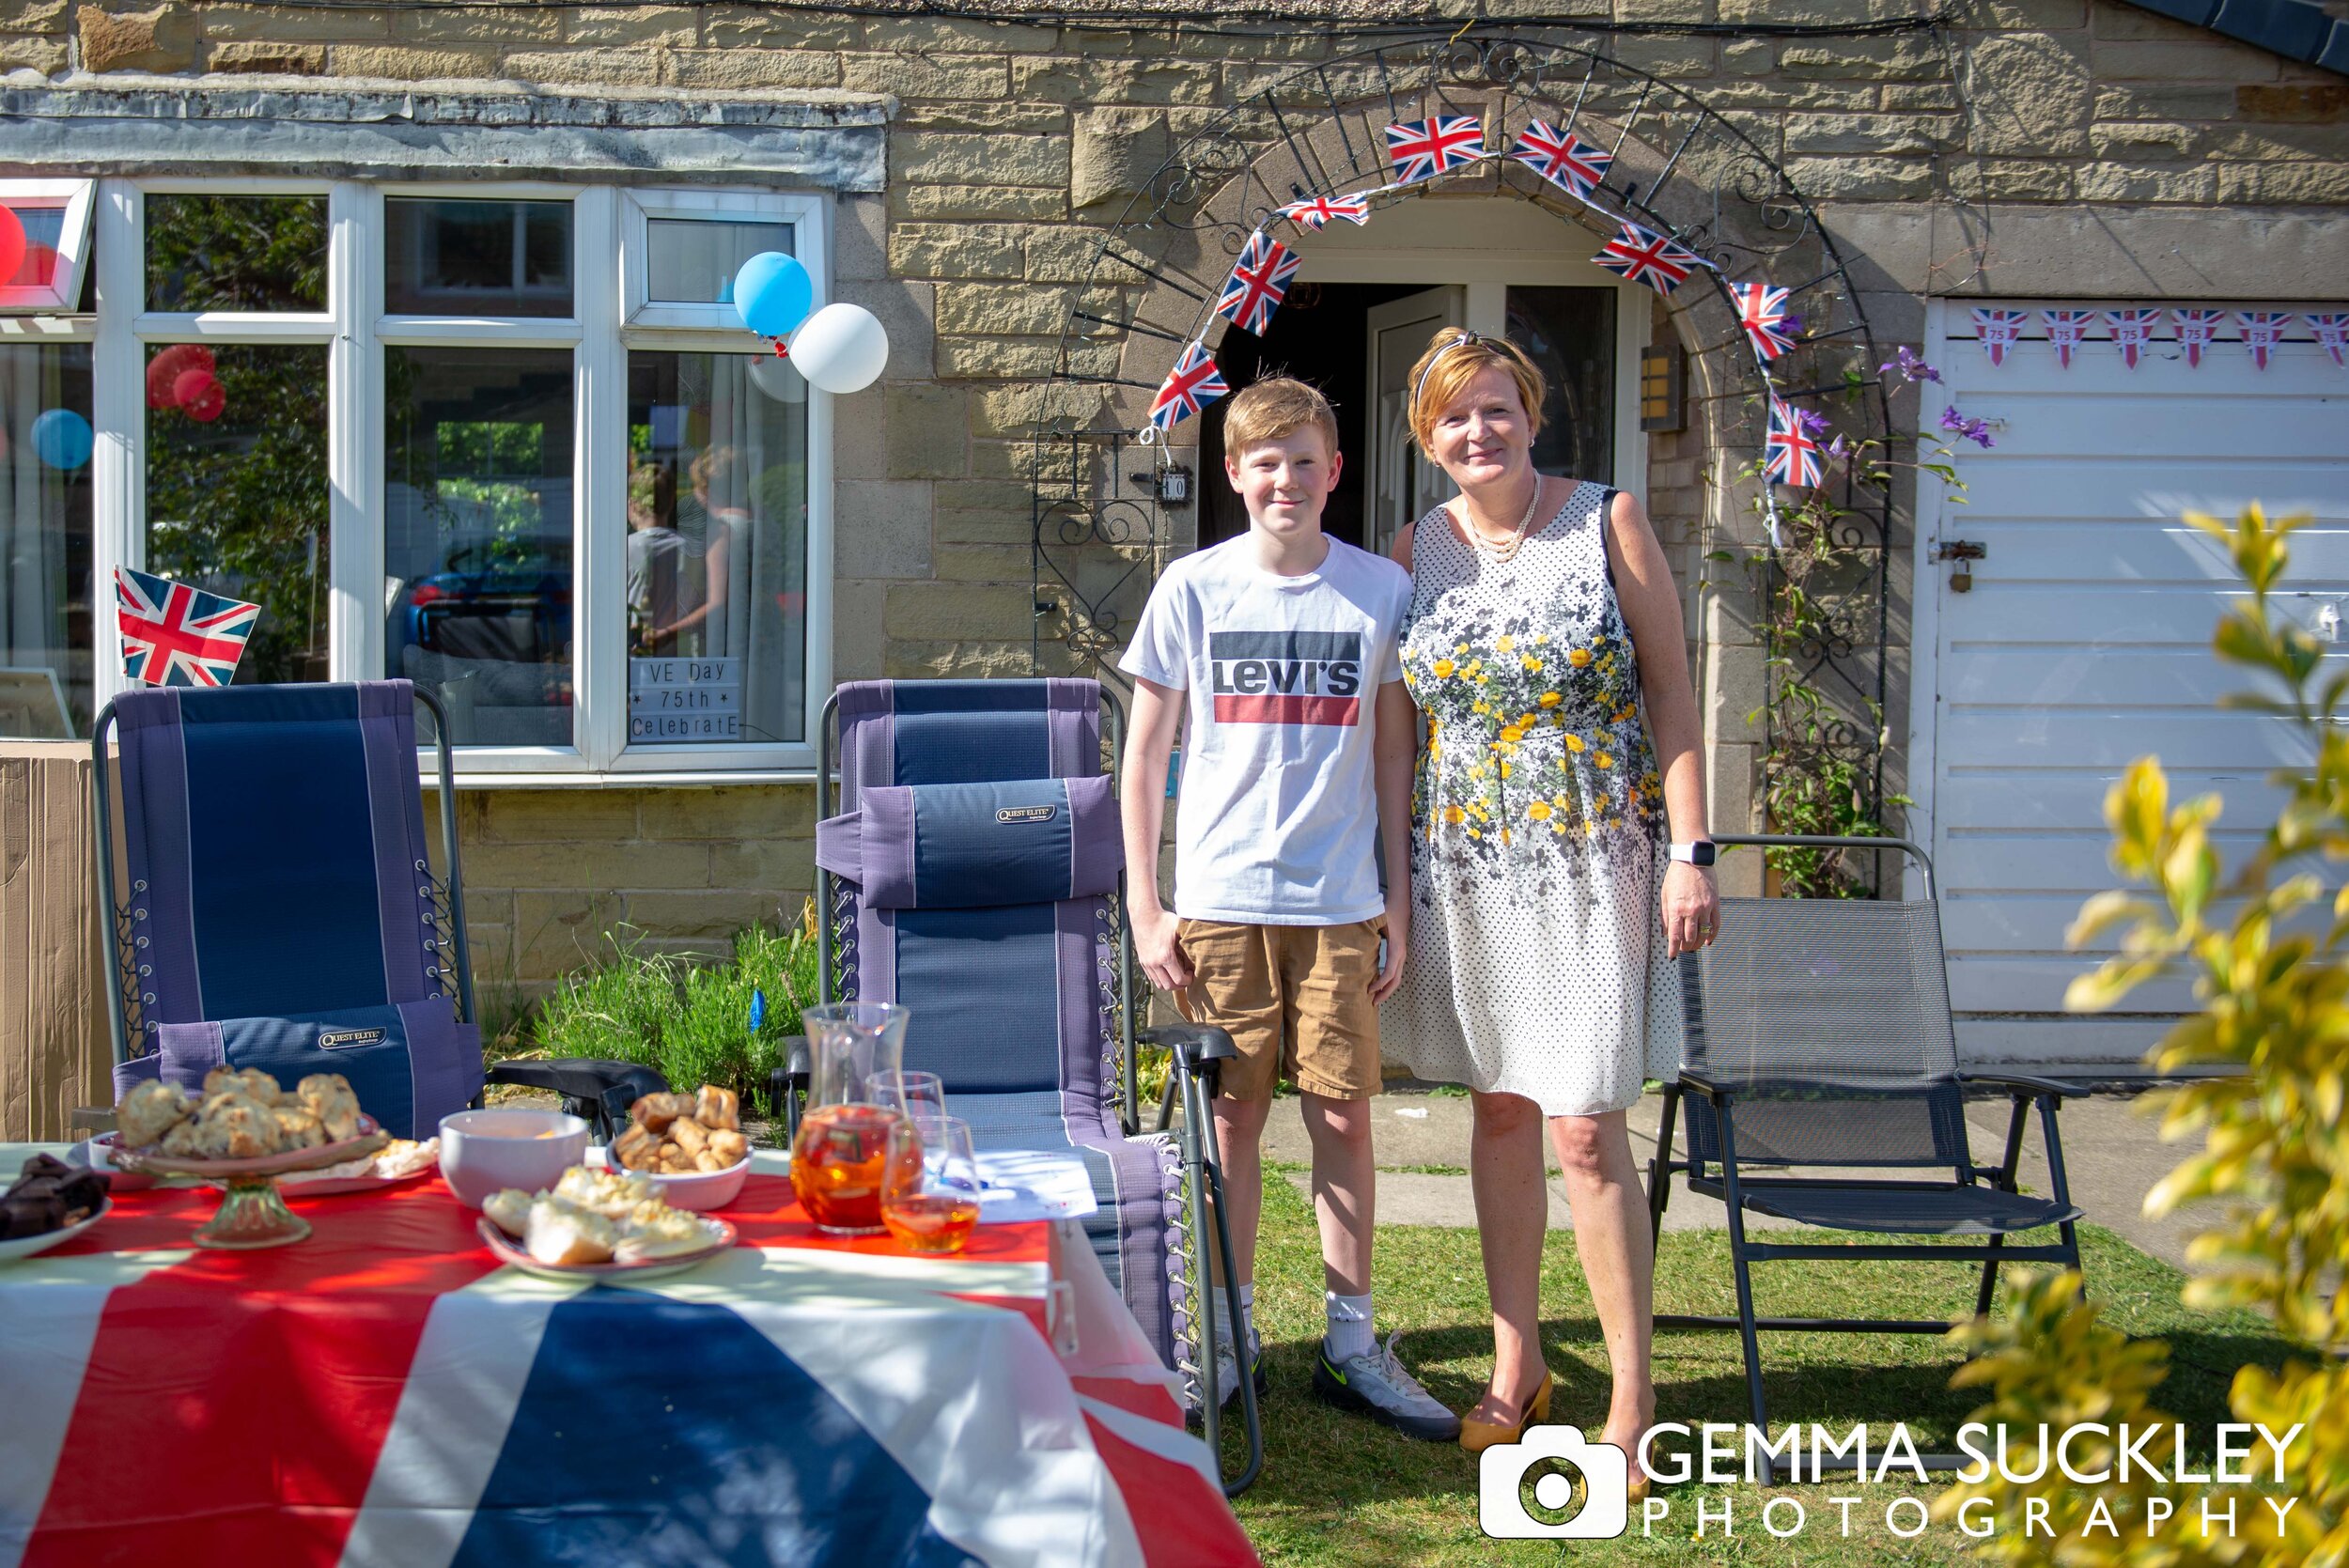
[1173,918,1385,1103]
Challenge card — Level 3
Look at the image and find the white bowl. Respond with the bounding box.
[438,1109,589,1208]
[592,1147,753,1212]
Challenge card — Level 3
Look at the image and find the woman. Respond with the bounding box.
[1380,329,1719,1480]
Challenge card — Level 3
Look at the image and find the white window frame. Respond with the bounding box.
[80,176,831,782]
[0,178,98,315]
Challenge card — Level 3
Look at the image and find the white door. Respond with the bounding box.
[1916,301,2349,1070]
[1365,287,1462,558]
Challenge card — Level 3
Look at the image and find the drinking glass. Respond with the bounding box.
[865,1069,946,1130]
[880,1115,982,1255]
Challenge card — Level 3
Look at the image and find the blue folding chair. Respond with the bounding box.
[803,677,1263,1495]
[93,680,662,1139]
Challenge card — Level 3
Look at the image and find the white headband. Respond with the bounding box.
[1411,331,1499,415]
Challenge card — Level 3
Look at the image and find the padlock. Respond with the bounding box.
[1951,565,1972,593]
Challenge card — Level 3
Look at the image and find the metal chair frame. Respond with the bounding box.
[801,685,1263,1497]
[1646,834,2088,1483]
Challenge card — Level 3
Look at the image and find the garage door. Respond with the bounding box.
[1914,300,2349,1070]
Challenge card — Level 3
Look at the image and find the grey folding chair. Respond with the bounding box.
[1646,835,2087,1483]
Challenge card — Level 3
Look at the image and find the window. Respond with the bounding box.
[0,179,96,314]
[35,179,831,768]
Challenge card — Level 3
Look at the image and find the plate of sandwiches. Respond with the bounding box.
[477,1165,735,1281]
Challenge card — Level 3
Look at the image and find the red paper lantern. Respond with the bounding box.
[175,370,226,423]
[0,207,23,289]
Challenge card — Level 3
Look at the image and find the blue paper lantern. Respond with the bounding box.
[732,252,812,340]
[30,407,91,471]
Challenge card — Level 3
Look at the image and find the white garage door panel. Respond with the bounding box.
[1936,768,2289,831]
[1921,300,2349,1070]
[1939,711,2316,769]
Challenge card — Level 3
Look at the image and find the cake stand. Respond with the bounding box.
[111,1118,391,1250]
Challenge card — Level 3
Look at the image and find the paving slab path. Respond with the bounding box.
[1268,1084,2212,1271]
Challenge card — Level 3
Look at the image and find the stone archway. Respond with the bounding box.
[1028,30,1900,864]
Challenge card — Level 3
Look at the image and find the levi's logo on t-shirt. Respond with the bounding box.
[1207,630,1361,725]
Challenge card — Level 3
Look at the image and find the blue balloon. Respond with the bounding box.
[733,251,812,340]
[30,407,91,471]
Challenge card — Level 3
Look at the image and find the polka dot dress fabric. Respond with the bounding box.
[1379,480,1685,1117]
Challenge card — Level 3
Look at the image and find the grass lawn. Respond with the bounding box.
[1213,1172,2287,1566]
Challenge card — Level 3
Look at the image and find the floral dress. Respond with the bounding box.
[1379,479,1683,1117]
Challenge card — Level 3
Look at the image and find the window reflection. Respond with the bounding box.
[646,218,791,305]
[1506,286,1616,482]
[384,347,575,746]
[626,350,807,745]
[0,342,92,736]
[386,198,572,318]
[145,343,331,686]
[146,194,327,313]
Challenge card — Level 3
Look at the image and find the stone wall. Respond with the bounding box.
[19,0,2345,967]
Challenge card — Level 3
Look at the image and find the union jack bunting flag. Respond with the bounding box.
[2171,307,2224,368]
[1506,120,1612,200]
[1764,395,1825,489]
[2307,312,2349,367]
[117,565,260,688]
[1214,232,1302,335]
[2106,307,2162,370]
[1732,283,1796,361]
[1276,193,1371,230]
[2239,310,2292,370]
[1147,342,1229,432]
[1971,307,2030,366]
[1383,116,1486,183]
[2041,308,2097,369]
[1592,221,1698,296]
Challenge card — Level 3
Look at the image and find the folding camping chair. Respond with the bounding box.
[93,680,663,1140]
[1646,834,2088,1483]
[801,677,1264,1497]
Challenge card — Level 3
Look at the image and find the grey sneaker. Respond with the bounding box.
[1210,1322,1266,1406]
[1313,1332,1460,1441]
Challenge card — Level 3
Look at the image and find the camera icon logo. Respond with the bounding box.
[1478,1427,1630,1539]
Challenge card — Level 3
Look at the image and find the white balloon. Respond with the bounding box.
[746,352,806,403]
[787,303,890,395]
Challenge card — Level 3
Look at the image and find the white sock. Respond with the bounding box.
[1325,1291,1375,1361]
[1216,1281,1255,1346]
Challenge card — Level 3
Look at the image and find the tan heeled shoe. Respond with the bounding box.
[1457,1369,1554,1454]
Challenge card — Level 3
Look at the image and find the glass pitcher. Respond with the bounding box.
[790,1001,910,1234]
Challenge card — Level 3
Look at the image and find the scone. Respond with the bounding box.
[194,1093,285,1159]
[160,1118,205,1157]
[203,1065,282,1106]
[694,1086,740,1131]
[117,1079,194,1149]
[483,1188,536,1238]
[272,1104,328,1149]
[297,1074,364,1141]
[524,1196,617,1265]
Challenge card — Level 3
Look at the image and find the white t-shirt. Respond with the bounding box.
[1120,534,1412,925]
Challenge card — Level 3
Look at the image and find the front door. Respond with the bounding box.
[1364,287,1462,559]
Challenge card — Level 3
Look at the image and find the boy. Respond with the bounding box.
[1119,377,1456,1440]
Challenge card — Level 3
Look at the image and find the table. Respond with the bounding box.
[0,1145,1256,1568]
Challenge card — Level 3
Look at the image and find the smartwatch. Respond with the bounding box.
[1670,840,1717,867]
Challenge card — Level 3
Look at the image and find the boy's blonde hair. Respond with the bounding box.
[1221,375,1341,458]
[1405,329,1548,458]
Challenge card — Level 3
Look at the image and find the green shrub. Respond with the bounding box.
[530,911,820,1117]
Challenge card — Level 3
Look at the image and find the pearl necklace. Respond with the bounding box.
[1462,475,1544,565]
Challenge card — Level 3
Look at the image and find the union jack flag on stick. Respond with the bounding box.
[1383,116,1486,183]
[1506,120,1611,201]
[1592,221,1698,296]
[2309,312,2349,368]
[2239,311,2292,370]
[1764,395,1825,489]
[1146,342,1229,433]
[117,565,260,688]
[1971,307,2030,366]
[1214,232,1301,335]
[2171,308,2224,368]
[2106,307,2162,370]
[1732,283,1796,361]
[1276,194,1371,230]
[2041,308,2097,369]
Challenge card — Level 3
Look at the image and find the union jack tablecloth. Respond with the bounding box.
[0,1147,1256,1568]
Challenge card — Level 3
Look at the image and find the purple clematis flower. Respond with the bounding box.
[1881,345,1943,384]
[1781,314,1805,337]
[1939,406,1994,448]
[1794,407,1831,441]
[1827,433,1856,461]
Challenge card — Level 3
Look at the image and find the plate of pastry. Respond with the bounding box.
[217,1137,442,1197]
[107,1068,390,1178]
[1,1155,112,1264]
[477,1165,736,1281]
